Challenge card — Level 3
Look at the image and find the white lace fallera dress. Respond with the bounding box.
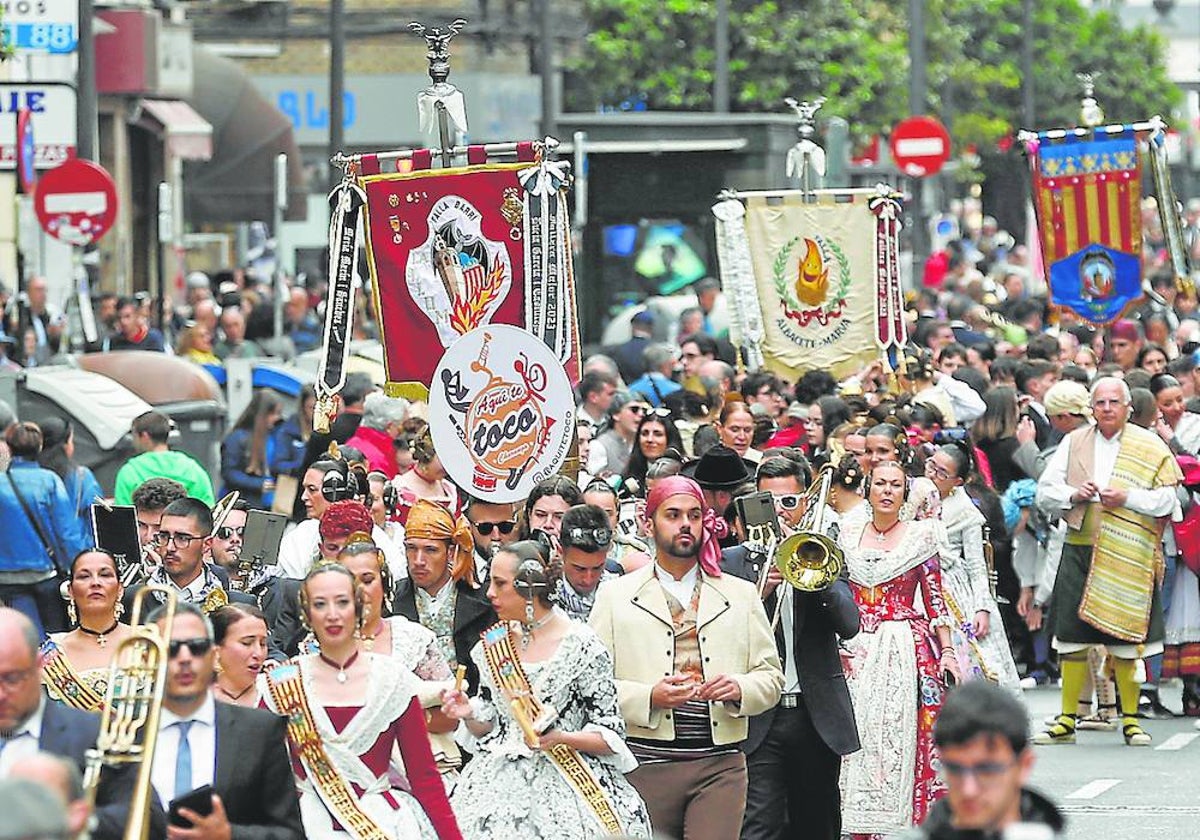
[450,622,652,839]
[935,487,1022,693]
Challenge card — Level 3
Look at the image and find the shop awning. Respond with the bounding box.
[184,46,307,224]
[137,98,213,161]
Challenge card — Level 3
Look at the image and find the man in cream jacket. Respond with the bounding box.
[591,475,783,840]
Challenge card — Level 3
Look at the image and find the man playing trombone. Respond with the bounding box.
[721,454,861,840]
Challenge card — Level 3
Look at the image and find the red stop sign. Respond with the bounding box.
[890,116,952,178]
[34,158,119,246]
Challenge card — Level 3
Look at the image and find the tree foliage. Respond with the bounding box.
[566,0,1181,152]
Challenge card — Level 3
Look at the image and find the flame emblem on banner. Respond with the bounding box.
[796,238,829,306]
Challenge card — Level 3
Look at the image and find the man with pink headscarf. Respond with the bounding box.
[590,476,783,840]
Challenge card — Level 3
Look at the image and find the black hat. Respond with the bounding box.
[682,444,752,491]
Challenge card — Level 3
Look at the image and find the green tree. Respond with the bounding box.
[566,0,1181,152]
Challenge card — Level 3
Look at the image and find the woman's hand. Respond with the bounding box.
[972,610,991,639]
[439,688,473,721]
[536,728,566,751]
[1015,415,1037,446]
[940,648,961,685]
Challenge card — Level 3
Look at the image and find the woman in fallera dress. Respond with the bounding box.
[41,549,132,711]
[259,562,462,840]
[442,540,652,839]
[837,462,958,840]
[212,604,269,707]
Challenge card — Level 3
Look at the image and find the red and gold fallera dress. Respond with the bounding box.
[837,516,951,840]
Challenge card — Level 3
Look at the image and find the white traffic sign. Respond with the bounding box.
[0,83,76,169]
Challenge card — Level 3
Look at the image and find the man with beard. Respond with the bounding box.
[124,497,231,614]
[590,476,782,840]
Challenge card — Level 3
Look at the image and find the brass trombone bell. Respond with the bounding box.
[776,532,843,593]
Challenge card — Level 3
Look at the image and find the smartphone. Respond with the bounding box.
[735,492,782,544]
[240,510,288,569]
[169,785,214,827]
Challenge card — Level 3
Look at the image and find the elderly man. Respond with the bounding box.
[1033,377,1181,747]
[213,308,262,361]
[391,499,494,693]
[344,393,410,479]
[0,608,165,839]
[590,476,783,840]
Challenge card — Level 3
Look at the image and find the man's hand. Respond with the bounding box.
[651,674,699,709]
[167,796,232,840]
[1026,605,1043,632]
[1070,481,1100,504]
[760,566,784,599]
[696,675,742,703]
[1099,487,1128,508]
[1016,587,1033,618]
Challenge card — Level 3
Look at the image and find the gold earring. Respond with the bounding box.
[67,598,78,627]
[113,600,125,622]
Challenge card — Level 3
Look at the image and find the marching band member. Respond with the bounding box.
[722,457,862,840]
[554,505,618,622]
[838,461,958,839]
[124,497,236,615]
[443,541,652,838]
[260,563,462,839]
[41,550,131,712]
[590,476,783,840]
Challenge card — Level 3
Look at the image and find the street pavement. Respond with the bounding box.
[1024,682,1200,839]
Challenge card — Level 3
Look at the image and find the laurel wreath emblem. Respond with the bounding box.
[771,235,852,327]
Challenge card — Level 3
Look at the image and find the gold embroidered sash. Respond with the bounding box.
[480,622,623,835]
[40,640,105,712]
[1079,425,1180,641]
[263,662,389,840]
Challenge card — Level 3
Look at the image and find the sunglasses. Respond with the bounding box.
[473,520,516,536]
[564,526,613,549]
[772,493,802,511]
[168,638,214,658]
[214,525,245,540]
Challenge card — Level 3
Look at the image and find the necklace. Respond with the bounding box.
[520,611,555,650]
[870,518,902,544]
[217,681,255,702]
[319,650,360,684]
[78,619,120,648]
[357,622,384,652]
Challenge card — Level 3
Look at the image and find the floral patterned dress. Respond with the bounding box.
[450,622,652,839]
[837,517,951,840]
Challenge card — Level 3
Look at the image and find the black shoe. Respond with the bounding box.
[1138,692,1176,720]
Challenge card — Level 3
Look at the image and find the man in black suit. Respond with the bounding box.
[722,456,861,840]
[0,607,166,840]
[391,499,495,692]
[147,600,303,840]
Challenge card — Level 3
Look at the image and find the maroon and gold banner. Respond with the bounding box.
[360,160,531,399]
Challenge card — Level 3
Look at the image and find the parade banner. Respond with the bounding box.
[1027,127,1145,325]
[427,324,575,504]
[357,151,579,400]
[727,191,898,380]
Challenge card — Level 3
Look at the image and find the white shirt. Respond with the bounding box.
[0,695,46,776]
[277,519,408,581]
[654,562,699,606]
[1037,426,1177,518]
[152,694,218,808]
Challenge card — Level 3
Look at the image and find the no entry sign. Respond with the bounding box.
[34,158,118,245]
[890,116,952,178]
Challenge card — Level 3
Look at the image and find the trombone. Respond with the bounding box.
[83,586,177,840]
[765,465,845,632]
